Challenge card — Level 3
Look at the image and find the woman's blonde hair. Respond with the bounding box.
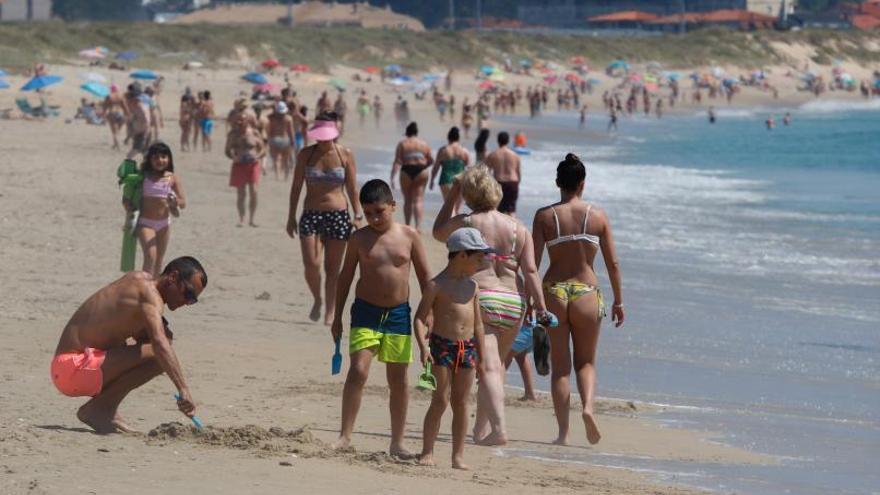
[461,165,502,212]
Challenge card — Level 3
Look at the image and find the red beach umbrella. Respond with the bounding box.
[261,58,280,69]
[290,64,311,73]
[364,66,380,74]
[478,80,496,90]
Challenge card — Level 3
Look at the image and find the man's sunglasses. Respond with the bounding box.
[180,280,199,304]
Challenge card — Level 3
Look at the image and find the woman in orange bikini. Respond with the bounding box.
[532,153,624,446]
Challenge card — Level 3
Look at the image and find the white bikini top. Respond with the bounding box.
[546,204,600,248]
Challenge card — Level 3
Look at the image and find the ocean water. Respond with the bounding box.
[357,101,880,494]
[504,102,880,495]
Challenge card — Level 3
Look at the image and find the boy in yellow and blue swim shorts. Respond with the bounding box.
[330,179,432,456]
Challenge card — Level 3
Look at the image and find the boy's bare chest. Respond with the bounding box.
[362,240,410,267]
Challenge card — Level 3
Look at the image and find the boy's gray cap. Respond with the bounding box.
[447,227,493,253]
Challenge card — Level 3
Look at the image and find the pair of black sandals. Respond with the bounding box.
[532,325,550,376]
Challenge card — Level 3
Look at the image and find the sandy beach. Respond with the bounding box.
[1,53,866,494]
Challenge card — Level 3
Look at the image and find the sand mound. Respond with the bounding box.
[147,422,322,456]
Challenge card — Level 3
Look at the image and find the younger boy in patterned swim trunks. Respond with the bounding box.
[330,179,432,456]
[415,227,488,470]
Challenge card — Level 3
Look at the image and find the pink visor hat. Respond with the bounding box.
[307,119,340,142]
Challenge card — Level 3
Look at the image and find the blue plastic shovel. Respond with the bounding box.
[174,394,204,429]
[331,338,343,375]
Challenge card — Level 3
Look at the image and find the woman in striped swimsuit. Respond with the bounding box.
[433,166,549,446]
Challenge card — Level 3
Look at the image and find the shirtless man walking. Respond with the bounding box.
[484,132,521,216]
[51,257,207,434]
[102,84,128,151]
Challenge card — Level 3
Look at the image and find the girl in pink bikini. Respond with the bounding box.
[132,142,186,277]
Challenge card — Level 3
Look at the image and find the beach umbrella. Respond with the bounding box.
[875,80,880,89]
[570,56,586,65]
[261,58,280,69]
[80,81,110,98]
[363,66,380,74]
[478,80,496,90]
[290,64,310,73]
[422,74,442,82]
[564,72,582,83]
[116,51,138,61]
[79,48,106,59]
[253,82,277,93]
[242,72,268,84]
[79,71,107,83]
[0,80,9,89]
[384,64,402,73]
[130,69,159,80]
[330,78,346,91]
[663,71,681,81]
[607,60,630,71]
[539,67,554,75]
[543,76,557,84]
[479,65,496,76]
[21,74,63,91]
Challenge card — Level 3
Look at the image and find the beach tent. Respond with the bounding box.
[21,75,63,91]
[116,51,138,61]
[79,71,107,83]
[253,82,277,93]
[0,80,9,89]
[387,76,412,86]
[130,69,159,80]
[79,48,106,59]
[242,72,268,84]
[290,64,311,73]
[81,81,110,98]
[330,78,346,91]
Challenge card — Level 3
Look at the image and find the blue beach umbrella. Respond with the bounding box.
[607,60,630,71]
[81,81,110,98]
[480,65,495,75]
[116,51,138,61]
[384,64,401,73]
[422,74,442,82]
[21,74,63,91]
[242,72,268,84]
[130,69,159,80]
[0,80,9,89]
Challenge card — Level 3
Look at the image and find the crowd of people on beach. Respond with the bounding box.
[48,70,629,470]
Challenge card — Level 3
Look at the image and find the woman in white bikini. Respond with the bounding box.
[532,153,624,446]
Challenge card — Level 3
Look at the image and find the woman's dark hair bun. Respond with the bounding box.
[564,153,581,164]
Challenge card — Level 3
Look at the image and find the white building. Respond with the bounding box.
[0,0,51,21]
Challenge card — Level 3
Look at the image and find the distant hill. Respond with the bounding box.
[1,21,878,71]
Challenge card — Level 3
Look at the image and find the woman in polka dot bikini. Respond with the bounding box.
[287,112,365,324]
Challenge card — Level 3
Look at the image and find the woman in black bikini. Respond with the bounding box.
[287,112,364,325]
[390,122,433,232]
